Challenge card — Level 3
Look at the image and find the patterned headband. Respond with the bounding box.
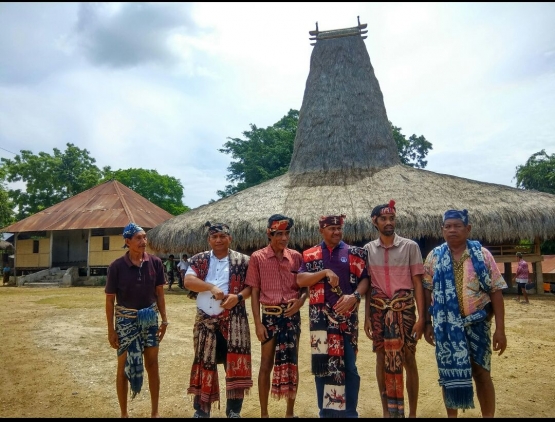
[123,222,144,239]
[205,221,230,235]
[268,218,293,232]
[371,199,396,219]
[319,214,346,228]
[443,209,469,225]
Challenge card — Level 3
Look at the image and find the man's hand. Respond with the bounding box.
[333,294,357,315]
[220,293,238,309]
[424,323,435,346]
[210,286,225,300]
[492,329,507,356]
[108,330,119,349]
[156,324,167,342]
[411,318,424,341]
[283,298,303,317]
[364,316,373,340]
[326,270,340,289]
[255,321,268,342]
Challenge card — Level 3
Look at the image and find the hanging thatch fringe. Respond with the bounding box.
[147,165,555,254]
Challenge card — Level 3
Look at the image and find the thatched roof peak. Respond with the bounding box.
[289,29,399,175]
[146,23,555,255]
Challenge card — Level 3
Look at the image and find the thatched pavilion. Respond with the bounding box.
[147,19,555,291]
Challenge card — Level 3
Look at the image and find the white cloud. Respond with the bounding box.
[1,2,554,209]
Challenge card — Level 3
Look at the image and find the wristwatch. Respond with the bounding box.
[237,293,244,303]
[353,291,362,303]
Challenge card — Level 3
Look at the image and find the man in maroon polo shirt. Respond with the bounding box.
[363,200,425,418]
[105,222,168,418]
[297,214,369,418]
[245,214,307,419]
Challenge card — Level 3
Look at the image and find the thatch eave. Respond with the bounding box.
[147,164,555,254]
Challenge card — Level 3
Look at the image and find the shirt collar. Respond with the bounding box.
[210,250,229,262]
[266,244,293,260]
[377,233,401,249]
[320,240,345,251]
[123,251,149,267]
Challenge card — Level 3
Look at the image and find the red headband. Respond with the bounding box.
[269,219,291,231]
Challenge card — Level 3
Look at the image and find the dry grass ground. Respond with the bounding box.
[0,285,554,418]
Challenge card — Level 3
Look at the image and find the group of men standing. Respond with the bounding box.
[105,200,507,418]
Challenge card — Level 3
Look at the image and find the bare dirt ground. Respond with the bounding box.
[0,285,554,418]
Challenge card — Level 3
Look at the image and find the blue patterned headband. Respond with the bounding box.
[443,209,469,226]
[123,222,144,239]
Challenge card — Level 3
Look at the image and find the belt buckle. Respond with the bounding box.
[262,305,283,315]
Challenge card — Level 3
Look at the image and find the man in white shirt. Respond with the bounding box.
[183,222,252,418]
[177,254,189,290]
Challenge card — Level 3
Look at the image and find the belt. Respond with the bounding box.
[261,303,292,315]
[369,293,414,311]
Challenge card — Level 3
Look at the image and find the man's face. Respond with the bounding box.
[125,231,147,253]
[208,232,232,254]
[442,219,471,245]
[268,229,290,253]
[373,213,396,236]
[320,225,343,248]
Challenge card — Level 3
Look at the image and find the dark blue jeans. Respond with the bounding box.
[315,333,360,418]
[193,329,243,417]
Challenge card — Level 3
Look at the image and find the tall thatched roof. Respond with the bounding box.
[147,20,555,254]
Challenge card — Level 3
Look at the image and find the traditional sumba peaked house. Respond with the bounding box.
[147,18,555,293]
[1,180,173,278]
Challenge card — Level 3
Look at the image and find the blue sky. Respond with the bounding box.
[1,2,554,209]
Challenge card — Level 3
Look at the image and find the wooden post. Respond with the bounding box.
[504,262,513,289]
[534,261,545,295]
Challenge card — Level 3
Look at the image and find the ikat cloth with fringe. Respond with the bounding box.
[302,244,367,415]
[187,250,252,414]
[262,305,301,400]
[426,240,499,410]
[116,303,159,399]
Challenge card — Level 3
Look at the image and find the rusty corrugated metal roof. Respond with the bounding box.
[1,180,174,233]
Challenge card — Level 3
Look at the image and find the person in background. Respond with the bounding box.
[165,254,176,291]
[297,214,369,418]
[2,264,10,285]
[513,252,530,304]
[177,253,189,290]
[423,209,507,418]
[245,214,307,418]
[105,222,168,418]
[184,222,252,418]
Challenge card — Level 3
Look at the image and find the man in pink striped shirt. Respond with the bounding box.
[363,200,425,418]
[245,214,308,419]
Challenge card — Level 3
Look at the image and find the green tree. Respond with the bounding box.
[0,180,14,229]
[514,149,555,194]
[103,168,189,215]
[391,122,433,169]
[217,110,432,198]
[514,149,555,253]
[1,143,103,220]
[217,109,298,198]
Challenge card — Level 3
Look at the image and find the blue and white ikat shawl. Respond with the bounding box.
[430,240,492,410]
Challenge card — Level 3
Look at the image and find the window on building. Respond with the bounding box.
[102,236,110,251]
[33,240,39,253]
